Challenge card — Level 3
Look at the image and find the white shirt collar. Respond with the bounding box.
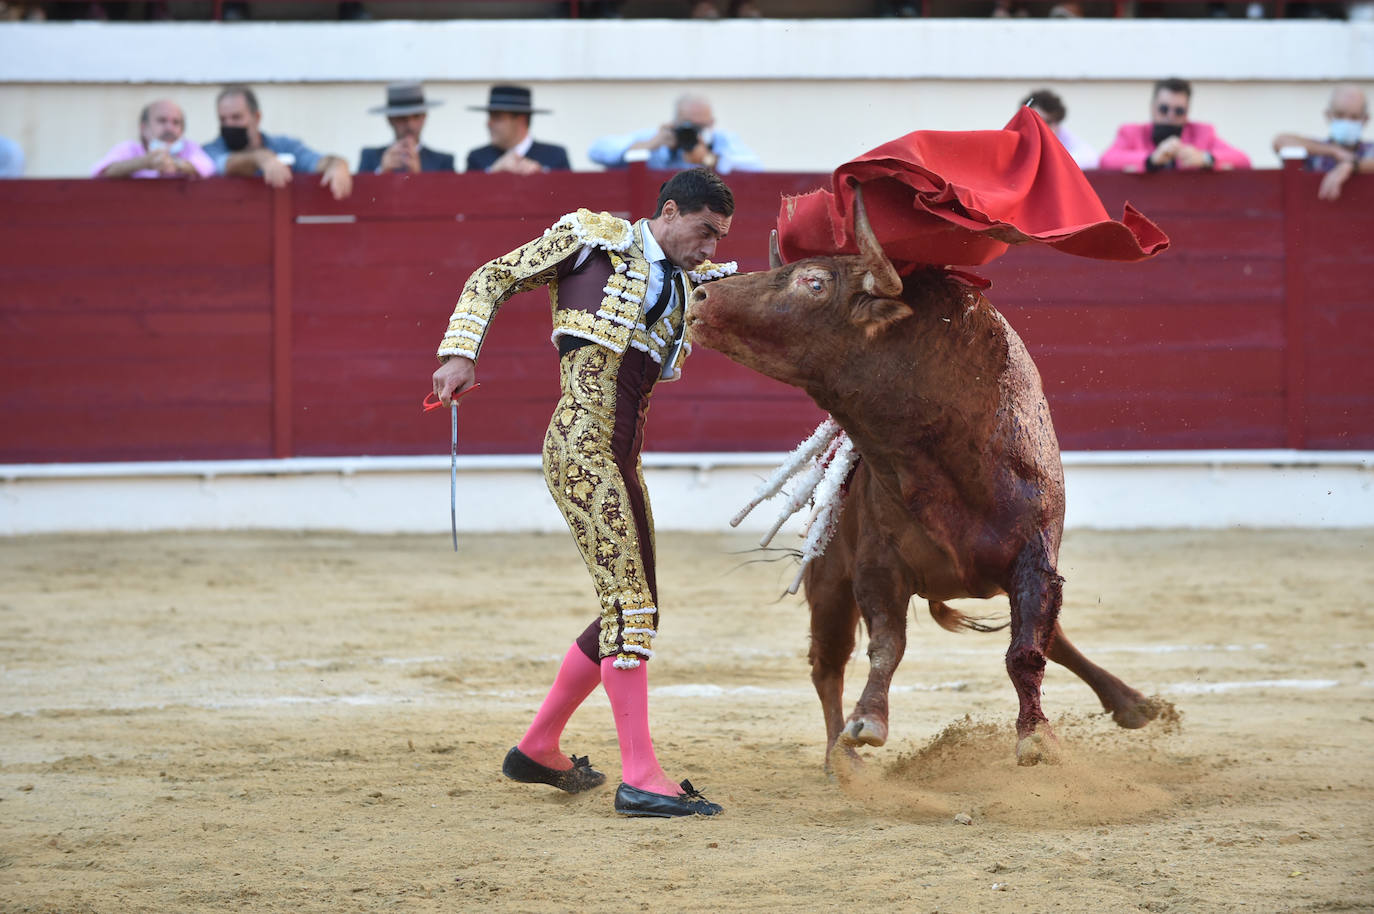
[639,221,668,267]
[511,135,534,158]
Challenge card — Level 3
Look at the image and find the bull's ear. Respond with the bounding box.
[852,185,903,299]
[852,294,913,339]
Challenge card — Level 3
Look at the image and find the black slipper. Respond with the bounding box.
[613,779,723,817]
[502,746,607,794]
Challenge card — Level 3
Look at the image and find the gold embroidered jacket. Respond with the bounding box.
[437,209,736,382]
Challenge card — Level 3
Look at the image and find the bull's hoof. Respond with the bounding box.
[838,716,887,748]
[1111,696,1172,730]
[1015,731,1062,767]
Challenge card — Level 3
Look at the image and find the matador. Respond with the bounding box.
[431,167,737,818]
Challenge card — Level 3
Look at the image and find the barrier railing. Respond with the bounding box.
[1,160,1370,463]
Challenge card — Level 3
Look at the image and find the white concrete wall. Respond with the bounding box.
[2,452,1371,534]
[1,20,1370,177]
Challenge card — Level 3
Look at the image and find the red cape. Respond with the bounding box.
[777,107,1170,269]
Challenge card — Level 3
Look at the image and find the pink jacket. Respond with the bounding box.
[1099,122,1251,172]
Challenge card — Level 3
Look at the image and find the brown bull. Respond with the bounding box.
[685,189,1163,768]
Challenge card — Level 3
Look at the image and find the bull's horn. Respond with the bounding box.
[768,229,786,269]
[852,185,902,299]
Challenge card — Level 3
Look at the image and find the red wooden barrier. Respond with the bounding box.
[1,163,1370,464]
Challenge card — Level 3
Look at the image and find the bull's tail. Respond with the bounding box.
[927,600,1010,634]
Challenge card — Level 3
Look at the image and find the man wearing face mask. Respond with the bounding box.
[1100,78,1251,174]
[203,85,353,201]
[1273,84,1373,202]
[92,100,214,180]
[587,92,761,175]
[359,82,456,174]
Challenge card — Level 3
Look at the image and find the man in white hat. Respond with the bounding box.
[465,85,571,175]
[359,82,456,174]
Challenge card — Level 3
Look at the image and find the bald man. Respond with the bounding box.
[587,93,762,174]
[93,99,215,179]
[1273,84,1373,201]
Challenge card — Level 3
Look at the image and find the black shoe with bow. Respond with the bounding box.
[614,779,724,817]
[502,746,606,794]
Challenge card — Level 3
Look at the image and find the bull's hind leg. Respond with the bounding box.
[1007,535,1064,766]
[1047,625,1164,729]
[805,555,861,773]
[838,562,909,752]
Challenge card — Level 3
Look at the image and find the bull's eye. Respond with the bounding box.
[807,278,824,292]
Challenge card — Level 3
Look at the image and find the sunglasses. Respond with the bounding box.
[1157,104,1188,118]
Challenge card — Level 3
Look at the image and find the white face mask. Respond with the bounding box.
[148,138,187,156]
[1328,117,1365,147]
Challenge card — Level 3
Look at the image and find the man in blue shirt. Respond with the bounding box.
[203,85,353,200]
[1272,84,1372,202]
[588,93,762,175]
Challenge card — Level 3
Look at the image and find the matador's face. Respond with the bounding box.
[654,200,731,271]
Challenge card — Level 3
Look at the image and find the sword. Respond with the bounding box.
[449,401,459,551]
[423,383,482,552]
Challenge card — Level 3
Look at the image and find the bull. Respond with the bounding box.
[685,188,1165,768]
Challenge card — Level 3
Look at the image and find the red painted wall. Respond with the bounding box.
[2,165,1370,464]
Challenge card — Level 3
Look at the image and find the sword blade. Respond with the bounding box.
[450,402,458,552]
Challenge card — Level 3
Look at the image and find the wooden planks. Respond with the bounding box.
[1,168,1370,463]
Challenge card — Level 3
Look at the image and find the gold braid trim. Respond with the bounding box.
[549,208,634,252]
[437,210,634,362]
[687,259,738,283]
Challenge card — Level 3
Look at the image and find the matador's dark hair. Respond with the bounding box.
[654,167,735,219]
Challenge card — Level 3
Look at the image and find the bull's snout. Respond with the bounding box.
[685,285,710,329]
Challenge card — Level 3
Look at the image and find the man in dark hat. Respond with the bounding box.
[359,82,456,174]
[465,85,571,175]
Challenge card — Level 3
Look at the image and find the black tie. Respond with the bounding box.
[644,260,675,327]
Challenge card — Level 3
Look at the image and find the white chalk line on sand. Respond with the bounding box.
[14,641,1364,690]
[2,677,1365,718]
[1161,678,1342,695]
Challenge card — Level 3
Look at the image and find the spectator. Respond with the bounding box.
[359,82,455,174]
[0,135,24,177]
[1272,84,1372,202]
[1100,78,1251,173]
[203,85,353,201]
[1021,88,1099,170]
[464,85,570,175]
[91,100,214,180]
[588,93,762,174]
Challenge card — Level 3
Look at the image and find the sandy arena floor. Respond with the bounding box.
[0,528,1371,913]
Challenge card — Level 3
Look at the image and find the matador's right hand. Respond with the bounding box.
[432,356,477,407]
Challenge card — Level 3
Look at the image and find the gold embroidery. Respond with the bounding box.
[440,213,693,381]
[543,345,661,668]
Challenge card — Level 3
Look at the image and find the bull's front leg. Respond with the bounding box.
[838,564,909,751]
[805,558,861,774]
[1006,534,1064,766]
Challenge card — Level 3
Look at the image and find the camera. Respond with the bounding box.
[673,123,701,151]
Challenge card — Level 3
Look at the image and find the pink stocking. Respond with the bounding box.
[516,645,602,771]
[600,656,682,796]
